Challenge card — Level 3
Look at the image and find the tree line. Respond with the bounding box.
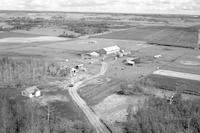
[0,92,95,133]
[0,57,48,88]
[124,94,200,133]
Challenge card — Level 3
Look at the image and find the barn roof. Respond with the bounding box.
[103,45,120,52]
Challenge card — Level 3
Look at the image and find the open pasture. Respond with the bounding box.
[0,31,42,39]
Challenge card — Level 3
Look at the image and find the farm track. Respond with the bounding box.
[65,62,110,133]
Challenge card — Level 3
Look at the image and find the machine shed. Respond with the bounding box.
[100,45,120,54]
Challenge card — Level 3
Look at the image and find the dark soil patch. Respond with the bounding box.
[78,79,121,106]
[141,74,200,96]
[93,26,198,49]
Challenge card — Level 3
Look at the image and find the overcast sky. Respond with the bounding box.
[1,0,200,15]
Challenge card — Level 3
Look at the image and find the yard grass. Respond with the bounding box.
[38,84,87,121]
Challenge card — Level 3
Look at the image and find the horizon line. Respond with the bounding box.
[0,9,199,17]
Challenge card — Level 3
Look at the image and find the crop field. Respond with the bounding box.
[78,79,121,106]
[141,74,200,96]
[162,62,200,75]
[94,26,198,48]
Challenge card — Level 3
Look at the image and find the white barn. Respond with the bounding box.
[100,45,120,54]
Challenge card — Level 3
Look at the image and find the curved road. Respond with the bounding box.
[65,62,110,133]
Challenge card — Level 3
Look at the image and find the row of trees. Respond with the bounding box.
[6,17,45,31]
[4,16,109,35]
[119,81,143,95]
[0,92,95,133]
[124,95,200,133]
[0,57,48,88]
[0,57,73,88]
[65,20,109,35]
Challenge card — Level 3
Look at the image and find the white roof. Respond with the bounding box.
[89,51,99,56]
[103,45,120,52]
[127,60,135,65]
[23,86,39,95]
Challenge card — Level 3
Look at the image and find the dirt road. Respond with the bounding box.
[0,36,70,43]
[65,62,110,133]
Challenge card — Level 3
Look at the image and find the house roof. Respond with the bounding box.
[23,86,39,94]
[89,51,99,56]
[103,45,120,52]
[127,60,135,65]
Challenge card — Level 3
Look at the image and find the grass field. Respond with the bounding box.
[94,26,198,48]
[0,31,43,39]
[39,84,87,121]
[142,74,200,96]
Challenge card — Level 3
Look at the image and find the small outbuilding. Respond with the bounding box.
[127,60,135,66]
[100,45,120,55]
[117,52,124,58]
[66,67,77,77]
[87,51,100,57]
[21,86,41,98]
[125,57,140,66]
[75,64,84,69]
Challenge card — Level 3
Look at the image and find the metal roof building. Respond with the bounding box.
[100,45,120,54]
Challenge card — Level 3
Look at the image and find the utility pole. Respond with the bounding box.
[196,29,200,50]
[45,104,55,124]
[47,105,50,123]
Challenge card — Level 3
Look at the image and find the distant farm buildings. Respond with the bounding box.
[100,45,120,54]
[82,45,129,61]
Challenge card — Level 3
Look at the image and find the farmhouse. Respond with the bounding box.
[100,45,120,54]
[21,86,41,98]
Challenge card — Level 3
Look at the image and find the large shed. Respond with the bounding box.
[100,45,120,54]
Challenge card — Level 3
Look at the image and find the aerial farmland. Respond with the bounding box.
[0,10,200,133]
